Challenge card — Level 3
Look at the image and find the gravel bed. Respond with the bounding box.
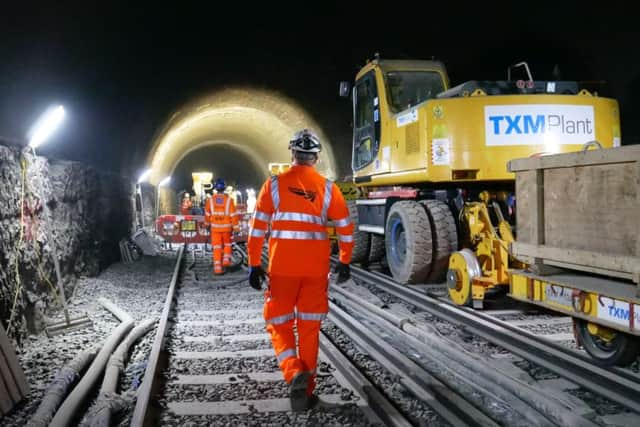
[566,388,633,416]
[171,323,267,337]
[3,253,177,427]
[168,356,279,376]
[173,340,273,352]
[176,311,263,322]
[322,321,448,426]
[161,375,345,402]
[177,301,265,311]
[158,405,376,426]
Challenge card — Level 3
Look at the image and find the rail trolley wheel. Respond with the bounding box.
[446,249,481,306]
[575,319,640,367]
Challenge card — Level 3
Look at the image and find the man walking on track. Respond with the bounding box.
[205,178,239,275]
[246,129,354,411]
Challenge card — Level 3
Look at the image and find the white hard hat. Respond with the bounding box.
[289,129,322,153]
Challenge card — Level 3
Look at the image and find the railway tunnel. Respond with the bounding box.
[3,19,640,427]
[145,87,337,215]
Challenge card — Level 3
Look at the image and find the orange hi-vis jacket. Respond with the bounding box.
[205,193,238,233]
[248,165,354,277]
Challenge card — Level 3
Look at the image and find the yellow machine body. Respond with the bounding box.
[352,59,620,186]
[447,200,523,308]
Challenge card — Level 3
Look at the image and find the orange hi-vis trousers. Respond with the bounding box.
[211,232,232,273]
[263,275,328,396]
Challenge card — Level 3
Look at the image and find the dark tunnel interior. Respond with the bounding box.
[171,143,266,196]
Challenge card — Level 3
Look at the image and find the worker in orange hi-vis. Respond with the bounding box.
[247,129,354,411]
[180,192,193,215]
[205,178,239,275]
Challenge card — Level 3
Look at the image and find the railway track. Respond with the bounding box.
[337,260,640,424]
[130,244,411,426]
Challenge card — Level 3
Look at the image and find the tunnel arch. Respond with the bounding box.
[147,87,337,186]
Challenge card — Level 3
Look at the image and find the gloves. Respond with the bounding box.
[333,262,350,284]
[249,265,266,290]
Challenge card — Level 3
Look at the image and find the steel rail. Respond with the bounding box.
[343,261,640,414]
[131,244,185,427]
[328,301,500,427]
[318,333,413,427]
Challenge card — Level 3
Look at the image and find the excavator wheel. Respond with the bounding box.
[446,249,481,306]
[384,201,433,283]
[368,234,386,263]
[574,319,640,367]
[420,200,458,283]
[347,200,371,264]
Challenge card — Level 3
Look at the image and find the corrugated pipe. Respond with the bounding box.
[84,318,157,427]
[48,305,134,427]
[27,346,100,427]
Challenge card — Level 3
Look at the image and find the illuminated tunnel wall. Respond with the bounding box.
[147,87,337,187]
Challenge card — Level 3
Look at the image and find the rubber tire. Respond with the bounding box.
[575,319,640,367]
[347,200,371,264]
[385,200,433,283]
[420,200,458,283]
[369,234,385,263]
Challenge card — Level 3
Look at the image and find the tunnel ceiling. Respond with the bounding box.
[147,87,336,185]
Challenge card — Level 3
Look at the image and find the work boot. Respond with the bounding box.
[289,372,310,412]
[306,393,320,410]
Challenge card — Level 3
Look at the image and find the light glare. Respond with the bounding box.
[138,168,152,183]
[29,105,66,148]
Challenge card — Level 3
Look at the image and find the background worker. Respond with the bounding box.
[205,178,239,275]
[247,129,354,411]
[180,192,193,215]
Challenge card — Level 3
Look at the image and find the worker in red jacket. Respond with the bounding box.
[205,179,239,275]
[180,192,193,215]
[247,129,354,410]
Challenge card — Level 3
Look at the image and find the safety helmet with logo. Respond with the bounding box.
[214,178,226,192]
[289,129,322,153]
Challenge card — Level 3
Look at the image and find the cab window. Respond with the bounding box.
[353,71,380,170]
[386,71,445,112]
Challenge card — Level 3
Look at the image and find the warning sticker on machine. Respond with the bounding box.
[484,104,595,146]
[596,296,640,330]
[544,283,573,309]
[432,138,450,165]
[396,109,418,127]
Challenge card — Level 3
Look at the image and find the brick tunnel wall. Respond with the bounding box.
[0,143,132,341]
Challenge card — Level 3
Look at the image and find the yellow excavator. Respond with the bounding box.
[340,56,621,307]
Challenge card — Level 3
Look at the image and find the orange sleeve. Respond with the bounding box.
[327,184,354,264]
[247,179,274,267]
[204,198,212,223]
[230,198,239,227]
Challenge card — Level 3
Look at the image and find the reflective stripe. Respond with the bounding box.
[250,229,266,237]
[338,234,354,242]
[277,348,297,363]
[253,211,272,222]
[297,312,327,321]
[333,217,350,227]
[271,175,280,211]
[273,212,325,225]
[225,197,232,216]
[270,230,328,240]
[321,179,333,222]
[224,243,232,247]
[212,245,223,249]
[266,312,295,325]
[211,223,232,228]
